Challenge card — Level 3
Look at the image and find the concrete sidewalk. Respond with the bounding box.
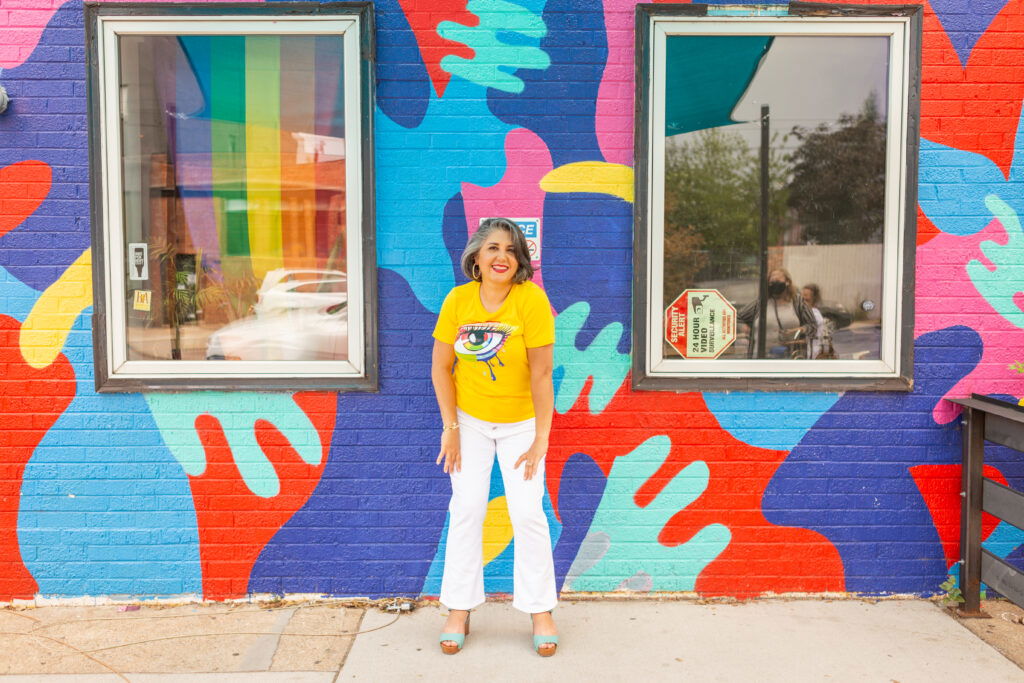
[1,599,1022,681]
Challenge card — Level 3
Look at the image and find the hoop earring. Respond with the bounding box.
[472,263,481,280]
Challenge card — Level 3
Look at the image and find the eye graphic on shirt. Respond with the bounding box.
[454,322,516,381]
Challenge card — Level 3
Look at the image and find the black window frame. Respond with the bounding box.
[85,2,378,392]
[632,2,922,392]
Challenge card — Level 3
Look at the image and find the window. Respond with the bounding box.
[86,3,376,391]
[633,4,920,391]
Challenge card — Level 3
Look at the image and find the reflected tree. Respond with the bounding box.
[663,128,791,293]
[788,93,887,244]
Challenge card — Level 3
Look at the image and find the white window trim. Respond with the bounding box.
[644,16,912,380]
[95,15,368,382]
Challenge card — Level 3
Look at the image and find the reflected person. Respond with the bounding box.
[737,268,817,359]
[802,283,827,359]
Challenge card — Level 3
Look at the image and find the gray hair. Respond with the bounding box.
[460,217,535,284]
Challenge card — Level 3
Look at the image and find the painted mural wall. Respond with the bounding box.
[0,0,1023,602]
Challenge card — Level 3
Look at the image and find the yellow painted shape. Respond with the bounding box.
[21,248,92,369]
[540,161,634,203]
[482,495,514,566]
[245,36,284,279]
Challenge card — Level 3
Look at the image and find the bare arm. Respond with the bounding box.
[515,343,554,480]
[431,340,460,473]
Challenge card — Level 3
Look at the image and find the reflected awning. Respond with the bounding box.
[665,36,773,136]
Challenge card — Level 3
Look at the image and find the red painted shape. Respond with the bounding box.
[919,0,1024,175]
[190,392,336,600]
[741,0,1024,174]
[917,205,940,246]
[0,161,52,238]
[909,464,1008,568]
[396,0,478,97]
[549,377,845,597]
[0,315,76,601]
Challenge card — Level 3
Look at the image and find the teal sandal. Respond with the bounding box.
[439,612,470,655]
[533,634,559,657]
[532,610,558,657]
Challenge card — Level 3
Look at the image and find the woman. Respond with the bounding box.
[737,268,817,359]
[801,283,826,359]
[431,217,559,656]
[802,283,836,359]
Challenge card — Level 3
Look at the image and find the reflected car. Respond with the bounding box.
[206,269,348,361]
[818,301,853,330]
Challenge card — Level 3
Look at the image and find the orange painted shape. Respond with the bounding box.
[548,375,846,598]
[909,463,1007,568]
[0,160,52,238]
[919,0,1024,176]
[0,314,76,601]
[917,205,941,246]
[190,392,335,600]
[396,0,478,97]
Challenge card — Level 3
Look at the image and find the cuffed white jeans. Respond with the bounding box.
[439,409,557,614]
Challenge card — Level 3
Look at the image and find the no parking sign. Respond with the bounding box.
[479,217,541,266]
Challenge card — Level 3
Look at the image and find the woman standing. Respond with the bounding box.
[737,267,817,359]
[431,217,559,656]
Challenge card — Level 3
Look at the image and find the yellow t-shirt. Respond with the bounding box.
[432,281,555,423]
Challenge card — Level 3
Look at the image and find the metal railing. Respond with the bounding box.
[950,395,1024,615]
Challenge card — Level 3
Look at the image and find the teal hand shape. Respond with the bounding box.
[438,0,550,94]
[967,195,1024,329]
[553,301,630,415]
[145,392,323,498]
[570,436,730,592]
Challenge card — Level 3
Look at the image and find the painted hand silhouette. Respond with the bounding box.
[147,392,334,599]
[0,315,75,600]
[568,435,730,592]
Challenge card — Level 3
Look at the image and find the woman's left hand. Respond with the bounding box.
[514,440,548,481]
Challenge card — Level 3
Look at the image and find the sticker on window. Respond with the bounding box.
[665,289,736,359]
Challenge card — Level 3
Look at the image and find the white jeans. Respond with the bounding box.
[439,409,557,614]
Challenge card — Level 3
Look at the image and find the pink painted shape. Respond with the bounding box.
[915,217,1024,424]
[461,128,554,291]
[595,0,637,166]
[0,0,261,70]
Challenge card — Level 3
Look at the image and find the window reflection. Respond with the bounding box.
[119,34,348,362]
[662,35,888,361]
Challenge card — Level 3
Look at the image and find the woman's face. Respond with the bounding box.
[768,270,789,297]
[475,228,518,286]
[802,287,814,307]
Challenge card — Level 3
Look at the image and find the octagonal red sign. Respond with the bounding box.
[664,289,737,359]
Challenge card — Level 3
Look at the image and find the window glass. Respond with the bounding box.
[662,35,888,362]
[119,34,348,362]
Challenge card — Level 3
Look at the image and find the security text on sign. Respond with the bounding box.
[664,289,737,359]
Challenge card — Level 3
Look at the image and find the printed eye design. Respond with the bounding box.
[454,323,516,380]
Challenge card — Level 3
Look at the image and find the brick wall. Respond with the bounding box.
[0,0,1023,601]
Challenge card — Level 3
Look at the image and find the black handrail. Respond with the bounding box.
[949,394,1024,615]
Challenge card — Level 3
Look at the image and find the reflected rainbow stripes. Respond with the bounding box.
[159,34,348,279]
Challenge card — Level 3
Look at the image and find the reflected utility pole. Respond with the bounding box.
[756,104,769,359]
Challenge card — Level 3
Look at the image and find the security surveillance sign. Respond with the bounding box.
[128,243,148,281]
[665,289,736,359]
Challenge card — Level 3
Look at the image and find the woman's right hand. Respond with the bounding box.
[436,429,461,474]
